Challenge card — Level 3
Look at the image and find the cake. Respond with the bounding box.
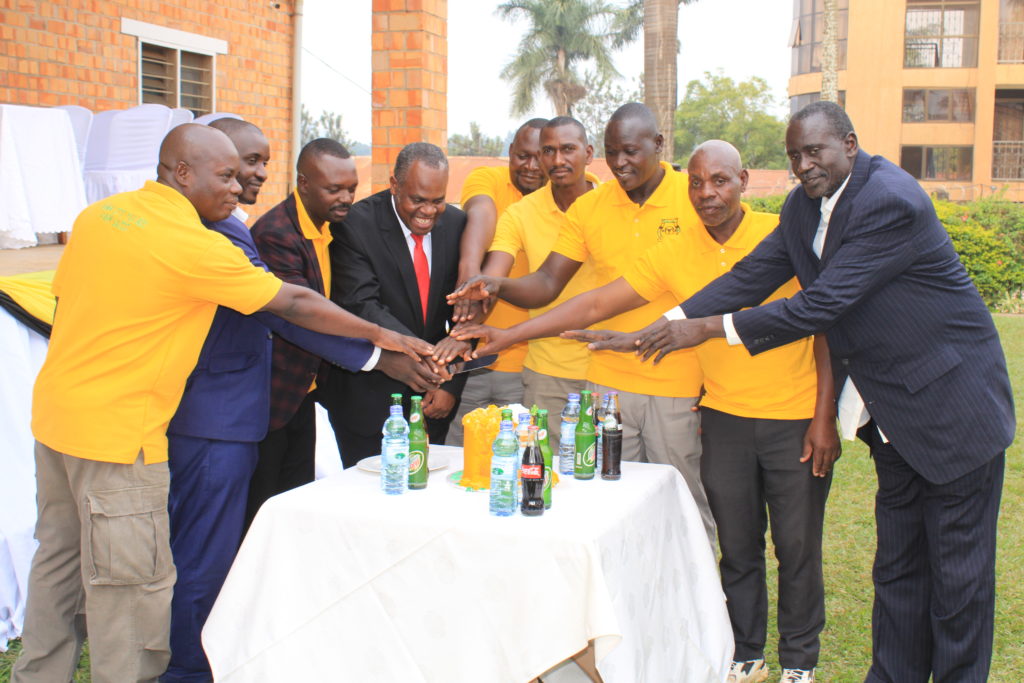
[459,404,503,489]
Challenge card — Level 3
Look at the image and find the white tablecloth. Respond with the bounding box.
[0,104,87,249]
[203,450,733,682]
[0,311,48,649]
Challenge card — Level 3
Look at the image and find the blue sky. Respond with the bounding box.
[301,0,793,145]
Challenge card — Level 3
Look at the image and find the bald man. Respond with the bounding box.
[450,103,716,542]
[456,140,839,682]
[13,124,431,683]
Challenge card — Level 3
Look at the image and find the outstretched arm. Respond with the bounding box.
[448,251,583,315]
[800,334,841,477]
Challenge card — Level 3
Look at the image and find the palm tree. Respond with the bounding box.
[498,0,634,117]
[820,0,839,103]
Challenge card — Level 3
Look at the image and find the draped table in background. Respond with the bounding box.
[203,449,733,682]
[0,104,87,249]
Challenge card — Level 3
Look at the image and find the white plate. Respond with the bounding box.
[356,452,450,473]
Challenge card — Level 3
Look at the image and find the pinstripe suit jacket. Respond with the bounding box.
[682,150,1015,484]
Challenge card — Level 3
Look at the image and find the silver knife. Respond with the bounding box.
[445,354,498,375]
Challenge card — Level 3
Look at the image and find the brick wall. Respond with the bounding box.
[0,0,295,220]
[370,0,447,192]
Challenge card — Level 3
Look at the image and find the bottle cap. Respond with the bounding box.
[568,393,580,401]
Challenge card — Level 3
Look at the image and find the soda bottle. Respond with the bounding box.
[380,403,409,495]
[536,409,554,509]
[515,413,531,504]
[574,390,596,480]
[408,395,429,490]
[520,425,545,516]
[606,391,622,428]
[594,392,604,473]
[489,419,518,516]
[559,393,580,475]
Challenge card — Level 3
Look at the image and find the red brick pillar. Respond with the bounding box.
[370,0,448,192]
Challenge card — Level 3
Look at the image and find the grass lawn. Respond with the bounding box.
[2,316,1021,682]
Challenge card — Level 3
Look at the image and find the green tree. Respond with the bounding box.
[301,105,356,149]
[300,104,319,147]
[573,70,642,156]
[448,122,505,156]
[497,0,634,117]
[674,71,788,169]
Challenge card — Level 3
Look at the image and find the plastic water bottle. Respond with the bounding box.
[559,393,580,475]
[489,419,518,516]
[381,404,409,495]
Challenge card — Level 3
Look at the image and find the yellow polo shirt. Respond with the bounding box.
[624,206,817,419]
[293,190,331,297]
[460,166,529,372]
[490,173,602,380]
[552,162,703,397]
[32,181,282,464]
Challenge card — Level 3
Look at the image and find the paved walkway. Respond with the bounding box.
[0,245,64,276]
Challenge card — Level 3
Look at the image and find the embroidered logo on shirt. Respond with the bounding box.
[657,218,680,241]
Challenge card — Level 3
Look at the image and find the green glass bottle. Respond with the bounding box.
[536,409,554,508]
[408,395,429,489]
[574,390,596,479]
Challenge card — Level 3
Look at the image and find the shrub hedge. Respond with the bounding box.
[746,194,1024,311]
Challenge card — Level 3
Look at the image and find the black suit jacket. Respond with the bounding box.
[323,189,468,450]
[682,151,1015,484]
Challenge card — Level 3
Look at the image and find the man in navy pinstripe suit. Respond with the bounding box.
[571,102,1014,683]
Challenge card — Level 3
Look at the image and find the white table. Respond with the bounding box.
[203,449,733,682]
[0,104,87,248]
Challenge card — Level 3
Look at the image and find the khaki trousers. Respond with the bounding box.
[12,442,175,683]
[521,367,586,453]
[586,382,715,545]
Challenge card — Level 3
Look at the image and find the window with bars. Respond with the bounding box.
[902,88,975,122]
[904,0,980,68]
[790,0,849,76]
[140,42,213,116]
[900,145,973,180]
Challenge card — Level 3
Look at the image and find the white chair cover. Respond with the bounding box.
[83,104,172,203]
[0,104,88,248]
[0,311,48,649]
[55,105,93,170]
[169,108,195,129]
[194,112,244,125]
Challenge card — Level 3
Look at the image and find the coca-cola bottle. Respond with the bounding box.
[520,425,545,516]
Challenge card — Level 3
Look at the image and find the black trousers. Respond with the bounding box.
[865,437,1004,683]
[700,407,831,670]
[244,391,317,530]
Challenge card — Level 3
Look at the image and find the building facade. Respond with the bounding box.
[789,0,1024,201]
[0,0,297,218]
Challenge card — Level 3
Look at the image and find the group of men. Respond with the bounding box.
[11,97,1013,683]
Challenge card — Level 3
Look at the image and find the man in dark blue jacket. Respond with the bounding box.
[571,102,1014,683]
[161,120,441,683]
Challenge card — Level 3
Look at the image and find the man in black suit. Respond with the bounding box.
[322,143,469,466]
[572,102,1015,683]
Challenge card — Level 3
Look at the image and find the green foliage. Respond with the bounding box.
[300,105,356,149]
[746,194,786,215]
[497,0,634,116]
[674,71,788,170]
[573,70,642,156]
[448,122,505,157]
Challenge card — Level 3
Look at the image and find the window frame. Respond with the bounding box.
[902,88,975,122]
[899,144,974,181]
[790,0,850,76]
[903,0,981,69]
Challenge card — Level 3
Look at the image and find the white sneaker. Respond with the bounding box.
[727,659,769,683]
[780,669,815,683]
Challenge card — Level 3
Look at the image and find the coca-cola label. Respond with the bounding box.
[521,463,542,479]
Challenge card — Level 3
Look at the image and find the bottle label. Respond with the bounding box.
[409,449,425,475]
[492,466,505,476]
[410,413,421,423]
[576,443,595,468]
[583,405,593,417]
[538,428,547,441]
[521,464,542,479]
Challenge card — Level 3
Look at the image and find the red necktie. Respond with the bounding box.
[411,233,429,323]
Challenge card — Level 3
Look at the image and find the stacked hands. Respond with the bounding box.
[442,274,691,363]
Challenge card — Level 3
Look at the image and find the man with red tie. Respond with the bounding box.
[320,143,470,466]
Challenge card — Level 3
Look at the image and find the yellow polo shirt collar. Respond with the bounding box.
[293,190,332,297]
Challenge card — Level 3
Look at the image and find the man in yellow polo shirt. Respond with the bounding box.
[13,124,431,683]
[484,116,600,450]
[450,103,714,540]
[493,141,841,683]
[445,119,547,446]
